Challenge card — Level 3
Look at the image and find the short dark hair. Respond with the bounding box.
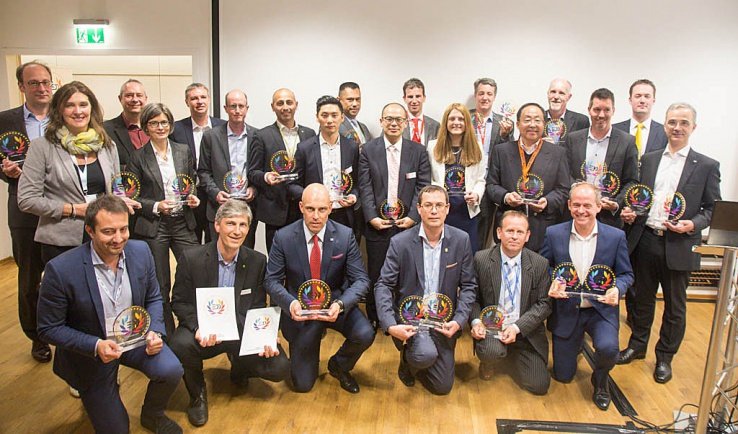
[588,88,615,108]
[499,210,529,229]
[85,194,130,230]
[403,78,425,97]
[140,103,175,135]
[516,102,546,122]
[628,79,656,98]
[474,78,497,94]
[417,185,449,205]
[15,61,52,83]
[185,82,209,99]
[316,95,344,115]
[338,82,360,94]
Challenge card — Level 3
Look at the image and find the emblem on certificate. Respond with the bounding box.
[111,172,141,200]
[580,161,608,184]
[379,198,406,224]
[298,279,332,316]
[270,150,298,181]
[595,171,621,198]
[544,119,567,145]
[516,174,544,204]
[112,306,151,351]
[223,170,249,199]
[421,293,454,329]
[664,192,686,224]
[0,131,30,166]
[624,183,654,216]
[444,165,466,195]
[327,168,353,201]
[479,305,506,338]
[584,265,617,298]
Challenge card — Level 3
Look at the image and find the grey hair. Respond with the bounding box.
[666,102,697,123]
[215,199,252,226]
[569,181,601,206]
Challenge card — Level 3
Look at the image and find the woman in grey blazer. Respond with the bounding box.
[18,81,137,263]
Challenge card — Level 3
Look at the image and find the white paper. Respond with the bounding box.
[195,287,239,341]
[239,307,281,356]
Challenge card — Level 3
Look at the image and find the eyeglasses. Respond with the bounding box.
[382,116,407,125]
[26,80,53,89]
[147,121,170,128]
[420,202,448,211]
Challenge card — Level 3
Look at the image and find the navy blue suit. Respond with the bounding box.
[612,119,668,155]
[37,240,182,433]
[540,222,633,388]
[264,219,374,392]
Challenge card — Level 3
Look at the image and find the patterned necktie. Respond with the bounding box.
[310,234,321,280]
[412,118,421,143]
[387,144,400,203]
[635,123,644,155]
[502,261,518,314]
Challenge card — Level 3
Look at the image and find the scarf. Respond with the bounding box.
[56,126,104,155]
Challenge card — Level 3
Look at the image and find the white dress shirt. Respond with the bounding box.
[630,118,652,158]
[570,222,599,308]
[646,145,691,230]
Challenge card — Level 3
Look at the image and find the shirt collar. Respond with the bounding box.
[277,120,298,134]
[320,133,340,147]
[384,135,402,150]
[571,221,599,241]
[91,244,126,270]
[500,249,522,268]
[227,123,248,138]
[663,144,691,158]
[303,222,327,245]
[122,114,141,129]
[23,103,48,121]
[192,117,212,131]
[217,246,239,266]
[631,117,651,128]
[587,127,612,142]
[419,223,445,246]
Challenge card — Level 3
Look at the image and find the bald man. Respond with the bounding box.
[249,88,316,252]
[545,78,590,146]
[265,183,374,393]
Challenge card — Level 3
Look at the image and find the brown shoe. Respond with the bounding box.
[479,362,493,381]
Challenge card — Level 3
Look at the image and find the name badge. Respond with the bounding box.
[406,172,416,180]
[345,166,352,174]
[240,288,252,295]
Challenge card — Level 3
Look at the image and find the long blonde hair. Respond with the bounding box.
[433,103,482,166]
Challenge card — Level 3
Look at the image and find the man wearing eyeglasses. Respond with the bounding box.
[358,102,431,328]
[103,79,149,171]
[0,61,52,363]
[198,89,258,247]
[375,185,476,394]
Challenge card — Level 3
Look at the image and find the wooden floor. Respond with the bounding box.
[0,256,716,433]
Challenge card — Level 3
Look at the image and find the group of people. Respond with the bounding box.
[0,60,721,433]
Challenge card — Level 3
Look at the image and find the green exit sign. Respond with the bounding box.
[75,26,106,45]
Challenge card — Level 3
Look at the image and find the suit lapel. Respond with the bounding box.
[320,222,335,279]
[218,127,232,169]
[312,139,324,182]
[295,224,311,281]
[82,244,107,334]
[203,243,219,288]
[298,126,312,142]
[56,145,84,196]
[234,248,248,312]
[437,231,449,294]
[676,149,698,191]
[412,234,425,293]
[376,142,389,202]
[603,132,619,167]
[143,145,165,194]
[397,139,410,197]
[490,247,502,303]
[520,250,533,311]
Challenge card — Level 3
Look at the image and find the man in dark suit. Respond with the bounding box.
[198,89,258,247]
[103,79,149,170]
[471,211,551,395]
[291,96,358,232]
[170,200,289,427]
[487,102,571,252]
[375,185,476,395]
[249,88,316,252]
[617,103,721,384]
[613,79,668,158]
[170,82,226,244]
[37,195,183,434]
[0,61,50,362]
[401,78,440,147]
[338,82,373,146]
[265,184,374,393]
[541,182,634,411]
[565,88,639,228]
[545,78,590,146]
[358,102,431,326]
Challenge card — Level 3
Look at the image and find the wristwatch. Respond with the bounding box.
[335,299,345,313]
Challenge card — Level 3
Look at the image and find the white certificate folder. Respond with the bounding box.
[240,307,281,356]
[195,287,240,341]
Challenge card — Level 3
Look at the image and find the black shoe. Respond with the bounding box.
[31,341,51,363]
[592,387,611,411]
[140,412,183,434]
[654,361,672,384]
[186,391,208,427]
[616,347,646,365]
[398,360,415,387]
[328,357,359,393]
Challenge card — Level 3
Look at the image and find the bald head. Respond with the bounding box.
[271,88,298,127]
[224,89,248,127]
[300,183,332,234]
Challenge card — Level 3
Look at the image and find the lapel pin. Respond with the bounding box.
[330,238,334,242]
[444,247,448,253]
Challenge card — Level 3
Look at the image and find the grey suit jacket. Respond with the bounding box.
[339,118,373,145]
[471,245,552,361]
[469,109,513,150]
[612,119,668,155]
[0,105,39,229]
[103,114,137,171]
[170,116,227,163]
[545,109,590,147]
[18,136,119,246]
[374,224,477,332]
[402,115,440,146]
[198,122,258,221]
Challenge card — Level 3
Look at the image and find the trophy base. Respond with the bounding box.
[228,193,249,200]
[417,319,445,330]
[631,206,649,216]
[447,191,467,196]
[5,158,24,166]
[118,337,147,352]
[565,291,601,299]
[522,198,541,204]
[330,194,350,202]
[299,309,331,317]
[278,174,298,181]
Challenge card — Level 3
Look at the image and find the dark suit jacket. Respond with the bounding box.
[358,137,431,241]
[472,245,552,361]
[37,240,164,389]
[625,148,721,271]
[126,141,197,238]
[612,119,668,155]
[402,115,441,146]
[170,116,227,163]
[545,109,590,146]
[0,105,39,229]
[340,118,373,144]
[486,140,572,251]
[565,127,639,228]
[539,222,634,338]
[469,109,514,148]
[248,122,316,226]
[171,241,266,336]
[198,122,258,221]
[103,114,138,171]
[374,224,477,332]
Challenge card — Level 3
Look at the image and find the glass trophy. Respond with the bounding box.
[584,264,617,299]
[444,165,466,196]
[112,306,151,352]
[551,262,594,299]
[624,183,654,216]
[418,293,454,330]
[516,174,544,204]
[297,279,332,317]
[379,199,406,225]
[544,119,567,145]
[0,131,30,167]
[169,174,194,216]
[111,172,141,200]
[223,170,249,199]
[327,168,353,202]
[595,171,621,199]
[664,192,686,224]
[399,295,425,326]
[498,102,517,120]
[270,150,298,181]
[580,161,608,184]
[479,305,506,338]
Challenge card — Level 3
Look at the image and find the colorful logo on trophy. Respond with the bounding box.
[171,173,194,198]
[423,293,453,323]
[0,131,30,162]
[580,161,608,181]
[444,165,465,195]
[252,315,271,331]
[298,279,331,311]
[112,306,150,347]
[664,192,686,222]
[499,102,517,119]
[111,172,141,200]
[544,119,567,144]
[516,174,544,201]
[399,295,425,325]
[595,171,621,197]
[552,262,580,291]
[328,169,353,198]
[379,199,406,221]
[206,298,226,315]
[625,183,654,214]
[584,265,616,293]
[480,305,505,331]
[270,150,296,177]
[223,170,248,195]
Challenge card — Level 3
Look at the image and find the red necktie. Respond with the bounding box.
[310,234,321,280]
[412,118,421,143]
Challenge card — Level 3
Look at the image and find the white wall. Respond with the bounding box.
[220,0,738,202]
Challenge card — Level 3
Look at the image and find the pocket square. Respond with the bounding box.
[331,253,344,259]
[446,262,458,269]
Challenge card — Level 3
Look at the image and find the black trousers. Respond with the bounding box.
[264,200,302,253]
[365,237,393,324]
[193,187,211,244]
[10,227,43,342]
